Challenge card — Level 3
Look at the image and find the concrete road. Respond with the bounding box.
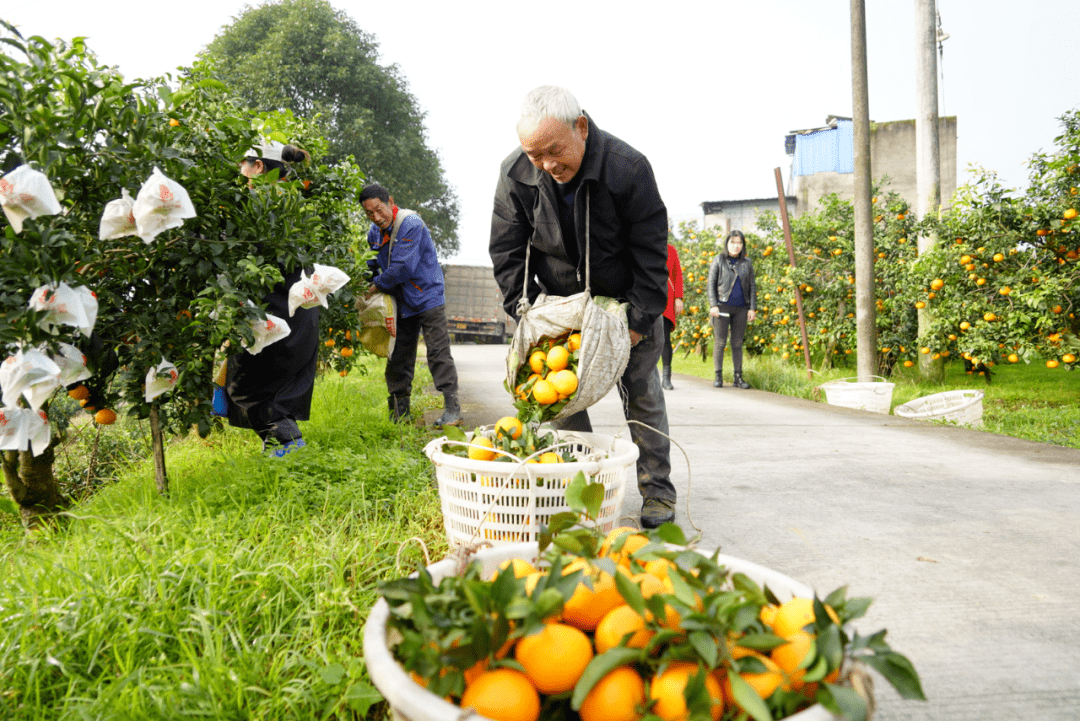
[435,343,1080,720]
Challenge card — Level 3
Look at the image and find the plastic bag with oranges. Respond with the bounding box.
[505,292,630,423]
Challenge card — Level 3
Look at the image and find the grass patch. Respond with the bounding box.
[669,349,1080,448]
[0,357,451,720]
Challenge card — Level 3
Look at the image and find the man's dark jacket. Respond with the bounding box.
[489,113,668,338]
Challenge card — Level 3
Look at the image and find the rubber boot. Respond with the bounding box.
[388,394,410,423]
[661,367,674,391]
[713,367,723,388]
[434,393,462,427]
[732,372,751,389]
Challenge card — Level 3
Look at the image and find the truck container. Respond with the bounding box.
[441,264,516,344]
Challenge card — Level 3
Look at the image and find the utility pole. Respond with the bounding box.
[916,0,944,380]
[851,0,877,381]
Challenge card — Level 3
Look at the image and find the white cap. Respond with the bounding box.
[243,141,285,162]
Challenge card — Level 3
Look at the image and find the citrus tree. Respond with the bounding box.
[0,26,368,524]
[911,110,1080,369]
[670,110,1079,380]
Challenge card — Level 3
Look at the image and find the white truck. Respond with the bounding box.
[441,264,516,344]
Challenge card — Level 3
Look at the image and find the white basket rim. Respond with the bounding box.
[424,430,639,479]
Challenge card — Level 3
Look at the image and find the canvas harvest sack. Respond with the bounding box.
[505,187,631,421]
[354,209,414,358]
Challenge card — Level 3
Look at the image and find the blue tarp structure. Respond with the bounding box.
[793,120,854,176]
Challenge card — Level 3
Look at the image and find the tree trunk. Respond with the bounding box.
[149,405,169,497]
[2,441,68,528]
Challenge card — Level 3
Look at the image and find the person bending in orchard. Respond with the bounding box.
[360,183,461,426]
[489,85,676,529]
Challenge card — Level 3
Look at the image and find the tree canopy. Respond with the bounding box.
[202,0,460,256]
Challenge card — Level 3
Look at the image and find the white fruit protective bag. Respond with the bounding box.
[52,342,92,387]
[0,347,62,411]
[0,407,51,457]
[132,166,197,243]
[287,263,350,316]
[0,165,62,234]
[244,312,291,355]
[98,188,138,240]
[144,357,179,402]
[28,282,99,337]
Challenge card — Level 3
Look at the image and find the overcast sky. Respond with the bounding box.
[3,0,1078,264]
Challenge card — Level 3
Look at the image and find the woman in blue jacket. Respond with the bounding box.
[706,230,758,389]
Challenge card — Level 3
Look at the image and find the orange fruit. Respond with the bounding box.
[1008,354,1019,363]
[493,558,538,580]
[903,360,913,368]
[578,666,646,721]
[532,379,558,405]
[717,653,784,703]
[324,339,335,347]
[1063,354,1077,364]
[914,301,926,309]
[550,369,578,398]
[340,347,354,357]
[601,529,649,569]
[546,345,570,372]
[993,252,1005,262]
[537,452,562,464]
[959,321,971,330]
[494,416,524,440]
[529,350,547,375]
[67,385,90,401]
[515,622,593,694]
[562,563,625,631]
[339,370,348,377]
[1065,208,1078,220]
[1047,359,1060,369]
[771,630,814,691]
[94,408,117,425]
[771,597,839,638]
[595,604,654,653]
[649,662,724,721]
[168,118,180,127]
[460,668,540,721]
[567,332,582,351]
[468,436,497,461]
[983,312,996,322]
[930,278,944,290]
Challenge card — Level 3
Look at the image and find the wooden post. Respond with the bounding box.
[149,405,169,497]
[774,168,813,381]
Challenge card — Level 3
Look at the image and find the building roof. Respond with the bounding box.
[701,197,796,214]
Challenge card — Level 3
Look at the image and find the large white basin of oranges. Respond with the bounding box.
[363,528,865,721]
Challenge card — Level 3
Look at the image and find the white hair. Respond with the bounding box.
[516,85,583,137]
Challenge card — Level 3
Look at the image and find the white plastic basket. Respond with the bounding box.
[362,542,842,721]
[423,430,638,548]
[819,375,895,414]
[894,389,985,427]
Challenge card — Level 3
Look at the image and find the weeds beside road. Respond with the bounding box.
[0,359,449,720]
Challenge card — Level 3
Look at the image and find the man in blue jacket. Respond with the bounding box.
[488,86,675,528]
[361,183,460,426]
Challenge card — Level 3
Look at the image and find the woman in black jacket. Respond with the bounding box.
[706,230,757,388]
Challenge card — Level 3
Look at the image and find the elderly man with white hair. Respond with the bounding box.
[489,85,675,528]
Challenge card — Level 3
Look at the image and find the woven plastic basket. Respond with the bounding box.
[362,542,843,721]
[423,430,638,548]
[894,389,984,427]
[818,376,895,414]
